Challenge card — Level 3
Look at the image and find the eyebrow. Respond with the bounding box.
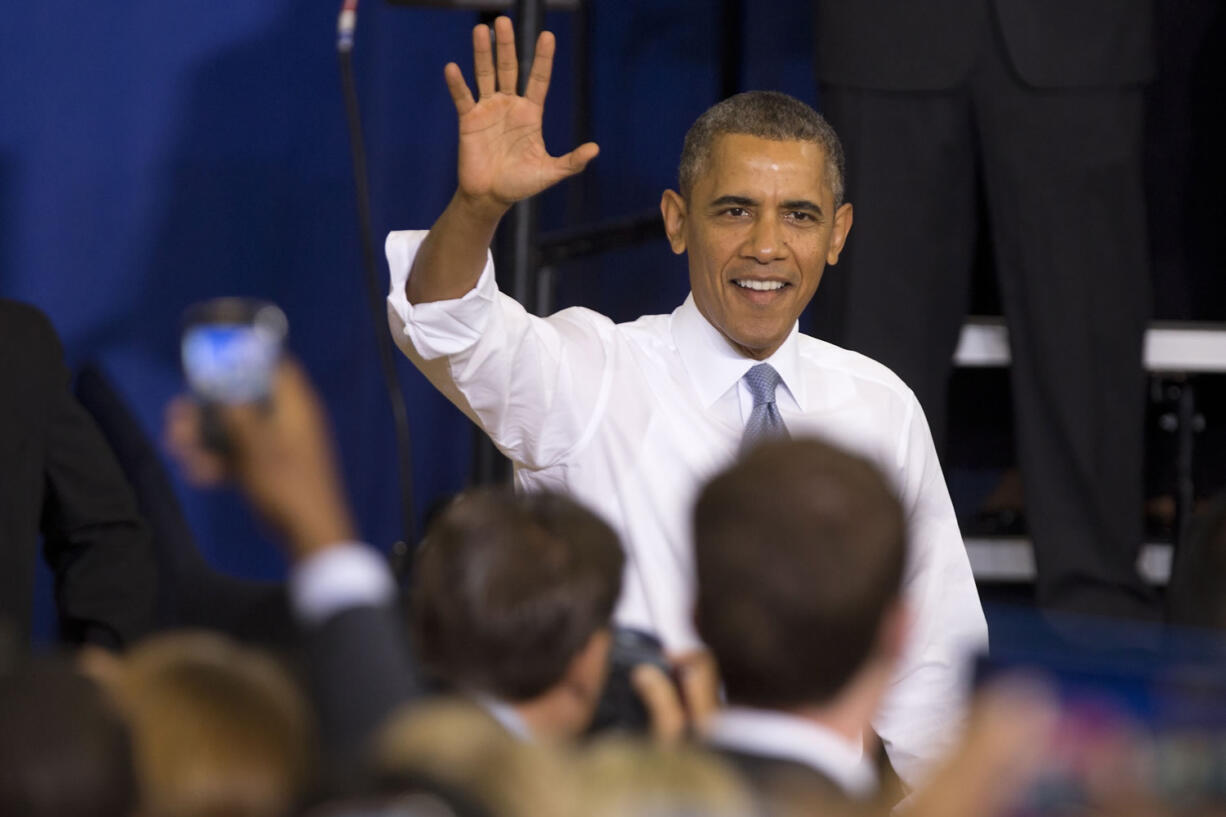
[708,195,757,209]
[707,195,825,219]
[781,199,824,218]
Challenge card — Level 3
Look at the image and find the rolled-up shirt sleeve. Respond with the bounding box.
[385,229,615,472]
[386,230,499,360]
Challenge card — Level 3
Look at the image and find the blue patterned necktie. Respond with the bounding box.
[741,362,789,452]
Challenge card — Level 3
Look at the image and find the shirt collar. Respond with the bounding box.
[671,294,806,410]
[472,694,533,741]
[704,706,878,798]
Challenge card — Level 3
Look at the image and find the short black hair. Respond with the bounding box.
[411,489,625,701]
[678,91,846,205]
[693,437,905,709]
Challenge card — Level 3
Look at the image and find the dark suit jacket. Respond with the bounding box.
[301,601,423,763]
[0,300,156,647]
[815,0,1154,90]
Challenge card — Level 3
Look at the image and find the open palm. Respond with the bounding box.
[445,17,598,209]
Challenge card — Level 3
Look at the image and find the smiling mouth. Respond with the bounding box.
[732,279,788,292]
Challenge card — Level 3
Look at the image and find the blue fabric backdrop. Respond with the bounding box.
[0,1,815,641]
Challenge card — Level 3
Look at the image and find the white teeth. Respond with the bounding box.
[734,279,785,292]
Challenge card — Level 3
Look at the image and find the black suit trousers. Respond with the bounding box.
[816,18,1156,618]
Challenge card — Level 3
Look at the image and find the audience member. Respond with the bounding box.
[372,699,574,817]
[386,15,985,785]
[0,656,136,817]
[576,738,757,817]
[105,630,316,817]
[691,437,909,810]
[165,360,421,762]
[0,298,156,648]
[903,677,1058,817]
[410,489,624,741]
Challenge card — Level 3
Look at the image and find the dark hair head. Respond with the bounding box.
[0,656,136,817]
[693,437,905,709]
[678,91,846,205]
[411,489,625,701]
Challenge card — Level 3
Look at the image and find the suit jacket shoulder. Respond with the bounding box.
[815,0,1153,90]
[0,298,156,648]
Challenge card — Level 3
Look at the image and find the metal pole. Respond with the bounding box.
[473,0,546,486]
[508,0,544,312]
[1174,380,1198,549]
[719,0,744,99]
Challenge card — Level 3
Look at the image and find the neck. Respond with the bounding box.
[784,662,892,750]
[510,686,585,742]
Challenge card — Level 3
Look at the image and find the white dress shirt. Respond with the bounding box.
[705,706,878,798]
[385,229,988,785]
[288,542,396,626]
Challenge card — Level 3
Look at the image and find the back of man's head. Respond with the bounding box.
[411,489,625,702]
[693,437,906,710]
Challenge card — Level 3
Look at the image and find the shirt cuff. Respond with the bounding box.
[385,229,498,359]
[288,542,396,627]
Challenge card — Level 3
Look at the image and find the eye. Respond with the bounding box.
[786,210,817,223]
[721,206,750,218]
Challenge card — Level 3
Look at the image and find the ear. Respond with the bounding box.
[826,202,854,266]
[563,627,613,705]
[660,189,688,255]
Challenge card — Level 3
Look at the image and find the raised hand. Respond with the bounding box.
[164,360,358,558]
[445,16,599,212]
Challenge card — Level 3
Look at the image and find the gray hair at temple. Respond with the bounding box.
[677,90,846,207]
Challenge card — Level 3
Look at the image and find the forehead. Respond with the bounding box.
[695,133,830,199]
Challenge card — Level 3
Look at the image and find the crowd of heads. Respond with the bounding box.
[0,424,929,817]
[5,382,1226,817]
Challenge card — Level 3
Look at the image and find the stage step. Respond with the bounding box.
[965,537,1173,586]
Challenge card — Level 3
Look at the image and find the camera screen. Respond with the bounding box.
[181,323,281,404]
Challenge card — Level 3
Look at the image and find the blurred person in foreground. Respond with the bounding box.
[691,437,909,810]
[165,360,420,763]
[371,699,575,817]
[0,298,156,649]
[103,630,316,817]
[575,737,757,817]
[409,488,624,741]
[385,15,986,787]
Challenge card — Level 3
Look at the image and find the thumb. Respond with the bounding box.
[551,141,600,180]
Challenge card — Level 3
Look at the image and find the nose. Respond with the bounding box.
[743,215,786,263]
